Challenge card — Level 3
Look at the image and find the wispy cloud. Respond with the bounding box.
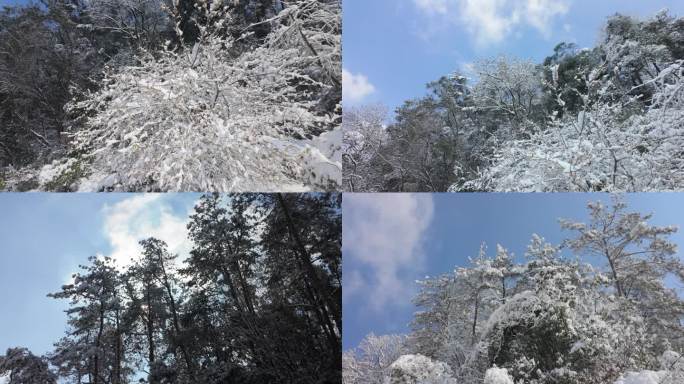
[522,0,570,37]
[343,68,376,104]
[343,194,434,312]
[102,194,194,270]
[413,0,450,14]
[412,0,570,45]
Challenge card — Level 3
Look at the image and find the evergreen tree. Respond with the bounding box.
[0,347,57,384]
[346,199,684,384]
[49,256,127,384]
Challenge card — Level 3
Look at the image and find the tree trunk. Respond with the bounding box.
[231,233,255,314]
[145,280,155,370]
[276,194,341,359]
[276,193,341,332]
[605,249,624,297]
[471,291,480,347]
[94,301,105,384]
[115,309,122,384]
[220,265,245,313]
[158,256,195,377]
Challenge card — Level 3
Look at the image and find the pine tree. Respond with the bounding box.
[560,197,684,351]
[0,347,57,384]
[49,256,126,384]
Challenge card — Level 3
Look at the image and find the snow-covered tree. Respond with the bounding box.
[411,244,520,372]
[126,238,194,382]
[342,334,407,384]
[39,192,341,383]
[84,0,173,51]
[346,199,684,384]
[48,256,128,384]
[0,348,57,384]
[386,354,457,384]
[560,198,684,351]
[342,104,388,192]
[7,0,341,192]
[461,59,684,192]
[57,0,340,191]
[613,350,684,384]
[470,57,545,136]
[345,11,684,193]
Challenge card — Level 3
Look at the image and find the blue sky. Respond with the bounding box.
[0,193,199,356]
[343,193,684,350]
[0,0,30,6]
[343,0,684,115]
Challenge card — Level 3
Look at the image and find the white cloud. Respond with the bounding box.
[461,0,516,45]
[412,0,570,45]
[413,0,449,14]
[522,0,569,37]
[343,194,434,312]
[102,194,193,270]
[343,269,366,299]
[343,68,376,104]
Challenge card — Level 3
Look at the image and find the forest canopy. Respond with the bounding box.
[0,192,342,384]
[343,198,684,384]
[343,10,684,192]
[0,0,341,192]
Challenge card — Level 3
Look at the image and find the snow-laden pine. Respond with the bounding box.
[343,198,684,384]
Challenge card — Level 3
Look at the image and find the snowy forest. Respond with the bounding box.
[0,0,341,192]
[343,198,684,384]
[343,10,684,192]
[0,193,342,383]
